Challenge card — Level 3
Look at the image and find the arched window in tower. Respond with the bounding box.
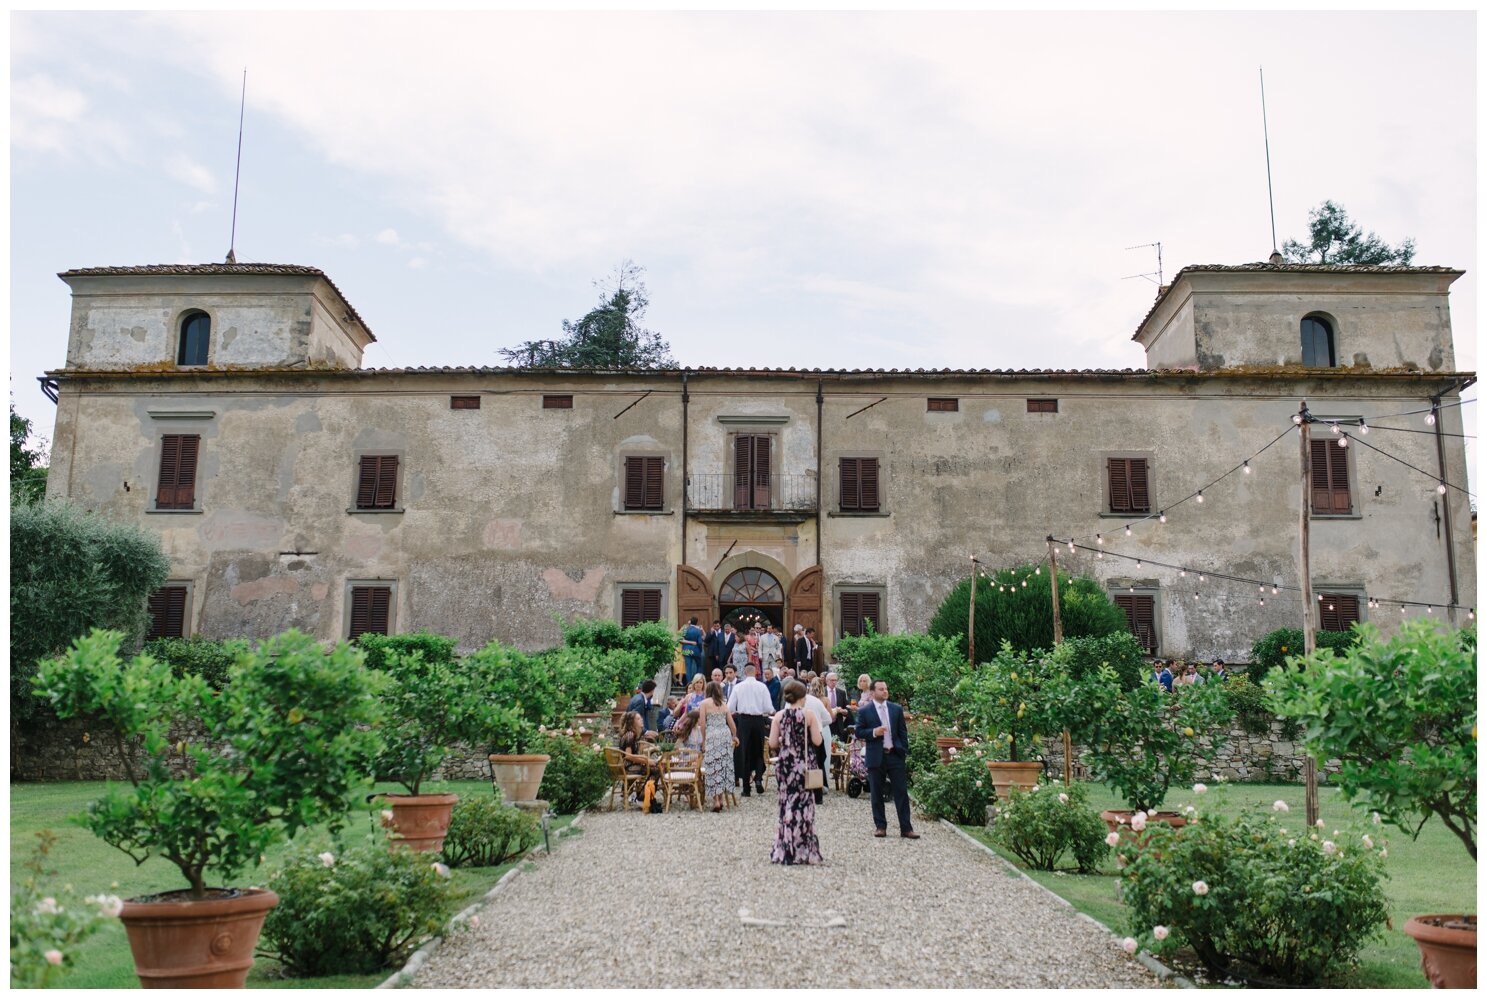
[178,311,211,366]
[1300,315,1336,368]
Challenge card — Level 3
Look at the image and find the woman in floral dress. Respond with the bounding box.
[768,679,824,865]
[697,681,738,812]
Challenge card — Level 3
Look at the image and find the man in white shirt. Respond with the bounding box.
[727,664,775,796]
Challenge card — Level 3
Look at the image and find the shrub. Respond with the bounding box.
[356,631,458,672]
[832,628,959,709]
[535,732,612,813]
[440,791,540,868]
[1267,620,1476,860]
[561,617,624,652]
[1052,666,1233,813]
[1225,675,1273,737]
[904,717,945,787]
[1053,632,1147,691]
[1121,804,1389,983]
[260,843,457,977]
[903,641,971,722]
[1247,627,1357,685]
[35,629,386,899]
[11,500,169,731]
[10,831,116,988]
[562,618,675,680]
[913,742,996,825]
[466,641,568,755]
[140,636,251,690]
[991,781,1109,872]
[544,645,650,714]
[928,566,1127,659]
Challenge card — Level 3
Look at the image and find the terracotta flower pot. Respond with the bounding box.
[1100,809,1188,848]
[489,753,551,803]
[119,887,278,988]
[1403,914,1476,988]
[936,736,966,765]
[381,792,459,853]
[984,760,1044,800]
[577,730,594,746]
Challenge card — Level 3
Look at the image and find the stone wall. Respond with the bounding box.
[1040,718,1341,785]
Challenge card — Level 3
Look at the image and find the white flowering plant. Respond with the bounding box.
[9,831,116,988]
[1119,804,1388,984]
[913,743,997,825]
[259,841,458,977]
[991,780,1108,872]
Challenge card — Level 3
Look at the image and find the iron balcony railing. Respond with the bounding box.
[685,473,817,513]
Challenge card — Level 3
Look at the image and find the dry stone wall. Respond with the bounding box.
[1040,718,1341,785]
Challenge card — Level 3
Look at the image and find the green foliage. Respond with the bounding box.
[356,631,458,672]
[955,643,1066,761]
[929,567,1127,660]
[9,830,115,988]
[913,742,996,825]
[1225,675,1274,737]
[372,642,520,794]
[1052,632,1147,691]
[992,781,1109,872]
[534,732,613,813]
[831,628,955,709]
[11,401,48,503]
[1266,620,1476,860]
[1121,803,1389,984]
[544,646,649,715]
[561,617,674,686]
[34,629,386,899]
[140,636,251,690]
[903,717,945,788]
[259,843,457,977]
[1281,199,1415,266]
[1052,667,1234,812]
[1248,627,1357,685]
[11,500,170,725]
[500,262,676,369]
[440,791,540,868]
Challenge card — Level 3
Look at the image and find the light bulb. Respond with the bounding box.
[1272,585,1278,594]
[1125,525,1132,537]
[1136,560,1142,569]
[1035,566,1041,575]
[1259,598,1265,606]
[1199,574,1206,583]
[1242,461,1251,474]
[1425,412,1436,426]
[1128,585,1134,593]
[1159,511,1167,523]
[1437,482,1447,495]
[1470,609,1475,620]
[1179,569,1186,577]
[1358,419,1368,435]
[1327,603,1335,611]
[1337,435,1347,448]
[1097,534,1103,545]
[1021,579,1027,587]
[1427,605,1433,614]
[1192,591,1198,600]
[1196,491,1204,504]
[1292,413,1303,425]
[1331,423,1341,434]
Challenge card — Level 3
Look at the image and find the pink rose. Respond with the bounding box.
[1121,937,1137,954]
[1153,925,1169,941]
[1105,832,1121,847]
[1192,880,1209,896]
[44,950,62,966]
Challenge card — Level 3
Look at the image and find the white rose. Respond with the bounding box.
[318,852,336,868]
[1153,925,1169,941]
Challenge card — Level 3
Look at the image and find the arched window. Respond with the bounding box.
[1300,315,1336,368]
[178,312,210,366]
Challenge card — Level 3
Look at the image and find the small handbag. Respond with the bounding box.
[801,713,825,790]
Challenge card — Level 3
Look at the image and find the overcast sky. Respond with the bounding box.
[9,10,1477,492]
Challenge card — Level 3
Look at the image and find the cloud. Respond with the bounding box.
[407,257,427,269]
[375,228,400,246]
[165,154,217,193]
[321,232,360,249]
[11,74,88,153]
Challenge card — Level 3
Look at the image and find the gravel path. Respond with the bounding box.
[413,788,1160,989]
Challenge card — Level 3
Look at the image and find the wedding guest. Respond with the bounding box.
[1210,659,1229,682]
[697,681,738,812]
[804,678,833,804]
[615,711,660,780]
[822,672,851,740]
[727,664,775,796]
[793,626,814,673]
[681,616,705,682]
[768,680,823,865]
[760,625,783,671]
[626,680,660,736]
[855,680,918,839]
[763,665,783,710]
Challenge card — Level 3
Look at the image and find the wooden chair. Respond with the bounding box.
[830,745,849,791]
[604,747,647,811]
[660,749,702,812]
[763,754,780,790]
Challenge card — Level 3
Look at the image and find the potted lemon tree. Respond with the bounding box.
[956,643,1059,799]
[35,629,384,989]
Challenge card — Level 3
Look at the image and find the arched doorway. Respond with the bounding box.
[718,568,784,630]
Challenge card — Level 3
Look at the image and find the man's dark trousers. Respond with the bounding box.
[734,714,767,790]
[869,748,912,832]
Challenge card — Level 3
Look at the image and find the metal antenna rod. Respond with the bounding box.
[227,69,246,264]
[1261,66,1278,255]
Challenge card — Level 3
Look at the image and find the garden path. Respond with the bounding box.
[413,788,1159,988]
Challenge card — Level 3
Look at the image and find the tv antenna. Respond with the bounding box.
[1260,66,1279,256]
[226,69,246,264]
[1122,241,1163,286]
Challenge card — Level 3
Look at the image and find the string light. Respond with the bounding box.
[1159,510,1167,523]
[1337,435,1348,448]
[1125,525,1132,537]
[1425,411,1437,426]
[1331,423,1341,434]
[1195,491,1204,504]
[1242,461,1251,474]
[1470,609,1476,620]
[1096,533,1103,546]
[1179,569,1186,577]
[1358,418,1368,435]
[1292,413,1303,425]
[1427,605,1434,614]
[1437,481,1448,495]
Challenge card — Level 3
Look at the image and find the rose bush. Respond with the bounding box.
[991,781,1109,872]
[912,741,996,825]
[440,791,540,869]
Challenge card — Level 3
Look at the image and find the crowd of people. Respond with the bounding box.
[1150,657,1229,691]
[617,618,919,866]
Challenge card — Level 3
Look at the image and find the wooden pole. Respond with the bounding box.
[1047,538,1072,785]
[1297,403,1319,828]
[967,557,978,666]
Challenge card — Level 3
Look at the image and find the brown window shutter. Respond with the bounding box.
[621,588,659,628]
[157,436,180,508]
[1310,440,1335,513]
[753,435,771,483]
[1128,458,1150,513]
[374,456,398,508]
[860,458,880,511]
[1327,440,1351,514]
[927,398,958,412]
[642,457,664,510]
[350,587,371,638]
[369,586,391,634]
[641,589,661,623]
[840,592,861,637]
[840,457,860,510]
[733,435,752,509]
[450,395,480,409]
[147,586,188,639]
[542,394,573,409]
[1027,398,1058,413]
[624,456,644,510]
[357,456,379,509]
[1320,593,1360,631]
[1108,458,1131,512]
[1115,594,1156,653]
[350,586,392,638]
[860,592,880,633]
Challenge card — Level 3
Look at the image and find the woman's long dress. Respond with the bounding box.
[702,711,735,798]
[770,707,823,865]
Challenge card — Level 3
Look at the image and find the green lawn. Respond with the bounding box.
[11,780,572,989]
[964,781,1475,988]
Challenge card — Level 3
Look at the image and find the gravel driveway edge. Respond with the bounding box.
[376,810,589,990]
[937,819,1195,989]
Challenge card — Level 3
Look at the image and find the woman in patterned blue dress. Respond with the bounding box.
[768,679,824,865]
[697,681,738,812]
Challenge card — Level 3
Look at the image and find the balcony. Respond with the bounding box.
[685,473,817,521]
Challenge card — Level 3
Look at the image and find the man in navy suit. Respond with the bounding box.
[855,680,919,839]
